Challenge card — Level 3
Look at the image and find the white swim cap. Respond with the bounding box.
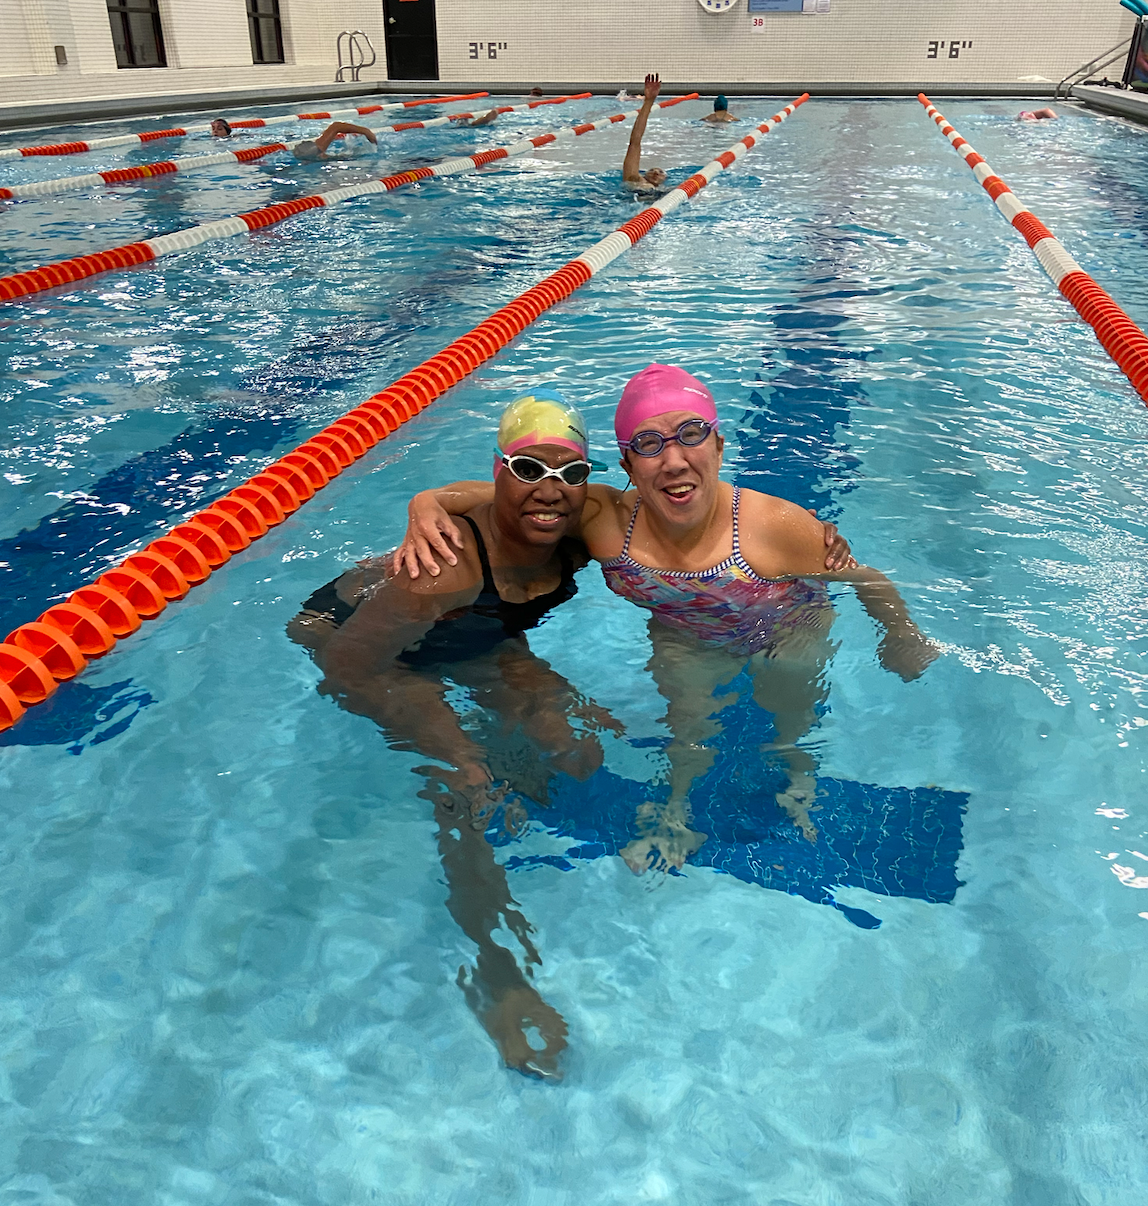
[293,140,321,161]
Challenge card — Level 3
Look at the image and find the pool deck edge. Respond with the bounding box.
[1070,85,1148,126]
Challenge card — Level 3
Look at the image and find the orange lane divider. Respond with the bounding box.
[0,141,286,201]
[918,95,1148,406]
[0,93,806,733]
[0,94,698,305]
[0,93,490,162]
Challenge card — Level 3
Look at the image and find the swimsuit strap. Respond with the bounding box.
[620,497,642,558]
[461,515,497,596]
[730,484,767,581]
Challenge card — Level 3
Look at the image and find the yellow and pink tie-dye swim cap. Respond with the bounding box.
[496,389,589,463]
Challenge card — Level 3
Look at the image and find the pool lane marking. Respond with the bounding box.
[0,94,699,305]
[0,93,491,162]
[0,93,805,733]
[918,94,1148,407]
[0,142,288,201]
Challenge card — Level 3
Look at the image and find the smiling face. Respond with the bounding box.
[492,443,588,550]
[620,409,724,531]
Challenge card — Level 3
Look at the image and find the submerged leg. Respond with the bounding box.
[419,768,568,1080]
[748,621,835,842]
[621,621,741,875]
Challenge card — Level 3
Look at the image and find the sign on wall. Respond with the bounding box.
[748,0,829,12]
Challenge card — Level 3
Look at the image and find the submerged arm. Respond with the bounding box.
[296,568,491,782]
[742,493,939,680]
[829,565,940,681]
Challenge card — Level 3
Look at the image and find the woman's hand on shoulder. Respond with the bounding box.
[397,489,466,579]
[806,509,856,572]
[738,489,850,577]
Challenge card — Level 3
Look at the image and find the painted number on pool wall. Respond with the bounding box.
[927,39,974,59]
[751,15,766,32]
[468,42,509,59]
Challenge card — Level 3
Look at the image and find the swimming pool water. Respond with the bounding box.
[0,95,1146,1204]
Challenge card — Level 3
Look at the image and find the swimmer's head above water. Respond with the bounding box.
[614,364,725,528]
[713,95,729,112]
[493,390,592,547]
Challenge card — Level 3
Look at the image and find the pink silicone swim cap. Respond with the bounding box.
[614,364,717,447]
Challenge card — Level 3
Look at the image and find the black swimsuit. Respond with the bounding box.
[298,515,578,667]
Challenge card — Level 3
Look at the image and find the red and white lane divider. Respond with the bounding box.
[0,94,698,304]
[0,94,806,734]
[0,141,287,201]
[386,91,591,131]
[919,94,1148,405]
[0,96,594,202]
[0,92,490,162]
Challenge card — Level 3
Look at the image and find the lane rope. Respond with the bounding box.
[0,95,699,304]
[0,92,490,162]
[0,142,287,201]
[919,94,1148,406]
[0,96,593,204]
[385,91,592,132]
[0,93,807,734]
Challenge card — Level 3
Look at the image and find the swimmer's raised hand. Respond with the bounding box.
[398,488,466,578]
[644,73,661,102]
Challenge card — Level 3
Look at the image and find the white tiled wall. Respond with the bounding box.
[0,0,1137,113]
[437,0,1136,86]
[0,0,387,110]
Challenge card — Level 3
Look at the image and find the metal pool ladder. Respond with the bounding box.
[1055,32,1135,98]
[335,30,376,82]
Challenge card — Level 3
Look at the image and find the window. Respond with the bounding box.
[248,0,285,65]
[106,0,166,69]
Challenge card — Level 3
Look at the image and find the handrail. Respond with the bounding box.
[336,30,376,83]
[1055,33,1134,98]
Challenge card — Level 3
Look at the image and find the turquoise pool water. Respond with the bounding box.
[0,95,1146,1203]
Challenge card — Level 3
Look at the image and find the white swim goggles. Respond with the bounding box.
[500,453,592,487]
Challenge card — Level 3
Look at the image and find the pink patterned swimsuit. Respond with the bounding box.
[601,487,830,657]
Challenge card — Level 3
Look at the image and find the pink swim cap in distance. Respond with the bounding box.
[615,364,717,448]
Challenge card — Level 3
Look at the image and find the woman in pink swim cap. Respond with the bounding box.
[400,365,937,871]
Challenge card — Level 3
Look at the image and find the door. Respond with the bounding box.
[382,0,439,80]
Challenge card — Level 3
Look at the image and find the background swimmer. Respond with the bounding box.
[622,73,668,193]
[292,120,378,161]
[702,95,738,124]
